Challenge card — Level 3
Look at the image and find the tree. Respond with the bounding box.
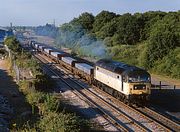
[145,14,180,68]
[4,37,22,54]
[115,13,140,45]
[96,19,117,39]
[93,10,117,32]
[136,11,166,41]
[71,12,94,30]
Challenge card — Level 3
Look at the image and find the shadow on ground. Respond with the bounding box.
[0,69,38,130]
[150,89,180,112]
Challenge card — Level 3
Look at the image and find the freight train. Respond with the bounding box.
[31,41,151,104]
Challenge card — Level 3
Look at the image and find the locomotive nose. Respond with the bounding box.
[130,83,151,95]
[133,84,146,90]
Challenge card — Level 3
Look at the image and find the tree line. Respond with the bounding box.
[35,10,180,78]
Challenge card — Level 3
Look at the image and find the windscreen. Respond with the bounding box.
[128,73,150,83]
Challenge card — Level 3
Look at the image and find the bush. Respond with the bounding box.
[26,91,46,105]
[43,94,59,113]
[110,45,139,65]
[38,112,87,132]
[137,42,149,69]
[4,37,22,54]
[152,47,180,78]
[34,74,55,91]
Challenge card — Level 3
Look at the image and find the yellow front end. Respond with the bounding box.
[127,83,151,102]
[129,83,151,95]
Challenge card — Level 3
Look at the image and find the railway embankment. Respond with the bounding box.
[0,59,31,131]
[1,37,93,132]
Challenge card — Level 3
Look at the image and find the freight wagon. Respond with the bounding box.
[75,63,94,83]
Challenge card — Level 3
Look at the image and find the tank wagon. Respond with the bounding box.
[31,41,151,104]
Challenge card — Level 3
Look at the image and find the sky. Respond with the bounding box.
[0,0,179,26]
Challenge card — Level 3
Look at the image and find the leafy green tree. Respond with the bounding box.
[139,11,166,40]
[114,13,140,45]
[96,19,117,39]
[93,10,117,33]
[146,14,180,68]
[71,12,94,30]
[4,37,22,54]
[153,47,180,78]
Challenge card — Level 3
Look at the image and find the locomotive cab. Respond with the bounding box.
[127,71,151,101]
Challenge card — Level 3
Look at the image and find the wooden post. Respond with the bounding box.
[159,81,161,90]
[174,85,176,90]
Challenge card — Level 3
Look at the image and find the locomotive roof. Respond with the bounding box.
[96,59,149,76]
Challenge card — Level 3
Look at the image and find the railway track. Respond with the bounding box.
[35,54,149,131]
[92,87,180,132]
[35,53,175,131]
[54,56,180,131]
[136,107,180,132]
[35,54,127,131]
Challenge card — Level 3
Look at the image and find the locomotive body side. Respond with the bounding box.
[94,66,129,95]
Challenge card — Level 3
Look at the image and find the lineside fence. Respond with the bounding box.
[4,45,20,82]
[4,45,34,84]
[151,81,180,90]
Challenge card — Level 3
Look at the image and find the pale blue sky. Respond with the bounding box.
[0,0,179,26]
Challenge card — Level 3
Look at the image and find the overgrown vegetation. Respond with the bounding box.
[46,11,179,79]
[4,37,90,132]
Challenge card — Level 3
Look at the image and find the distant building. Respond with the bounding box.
[0,27,13,43]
